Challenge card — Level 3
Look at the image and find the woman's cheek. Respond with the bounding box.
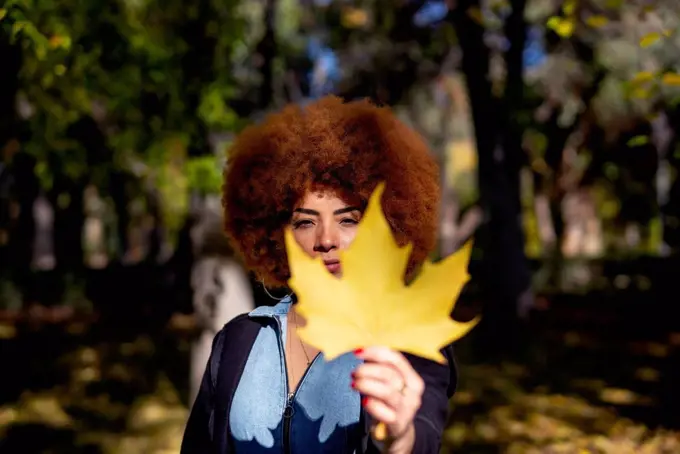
[338,229,358,250]
[293,230,317,257]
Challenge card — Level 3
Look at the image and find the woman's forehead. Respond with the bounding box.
[296,190,352,209]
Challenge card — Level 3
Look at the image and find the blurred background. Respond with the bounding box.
[1,0,680,452]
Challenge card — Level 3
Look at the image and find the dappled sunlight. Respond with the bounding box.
[0,334,189,454]
[2,325,679,453]
[446,361,680,453]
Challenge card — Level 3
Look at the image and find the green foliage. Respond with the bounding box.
[186,155,223,195]
[1,0,249,183]
[1,0,275,247]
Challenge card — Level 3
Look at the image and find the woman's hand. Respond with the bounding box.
[352,346,425,453]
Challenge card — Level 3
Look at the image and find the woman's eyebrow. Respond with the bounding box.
[334,206,361,215]
[293,206,360,216]
[293,208,319,216]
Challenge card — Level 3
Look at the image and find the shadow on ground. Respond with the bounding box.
[1,305,680,454]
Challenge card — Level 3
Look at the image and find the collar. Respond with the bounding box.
[248,295,293,318]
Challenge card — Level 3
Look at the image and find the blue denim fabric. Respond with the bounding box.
[229,297,362,453]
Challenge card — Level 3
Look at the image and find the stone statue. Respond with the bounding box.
[188,195,254,404]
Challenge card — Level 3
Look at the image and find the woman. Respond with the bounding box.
[181,96,457,454]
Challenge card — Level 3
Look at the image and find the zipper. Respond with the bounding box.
[276,316,320,454]
[282,392,294,454]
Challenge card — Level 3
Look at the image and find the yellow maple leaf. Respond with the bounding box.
[661,72,680,86]
[284,183,479,364]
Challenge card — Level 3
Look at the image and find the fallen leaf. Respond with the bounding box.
[0,323,16,339]
[631,71,655,84]
[585,15,608,28]
[285,183,479,363]
[661,72,680,86]
[640,32,662,48]
[646,342,669,357]
[18,393,72,427]
[668,332,680,345]
[634,367,661,382]
[599,387,638,405]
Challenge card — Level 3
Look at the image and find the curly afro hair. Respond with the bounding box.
[222,95,440,288]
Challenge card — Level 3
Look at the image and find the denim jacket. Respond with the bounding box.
[181,297,457,454]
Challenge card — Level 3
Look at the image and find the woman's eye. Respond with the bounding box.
[340,218,359,226]
[293,219,313,229]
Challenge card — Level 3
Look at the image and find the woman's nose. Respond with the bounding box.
[313,225,338,253]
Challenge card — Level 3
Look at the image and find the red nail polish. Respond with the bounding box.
[354,348,364,355]
[361,397,368,407]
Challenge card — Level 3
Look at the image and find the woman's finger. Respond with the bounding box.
[352,362,402,386]
[352,376,402,409]
[355,347,424,393]
[362,396,397,425]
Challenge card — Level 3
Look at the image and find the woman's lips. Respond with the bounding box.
[323,260,341,274]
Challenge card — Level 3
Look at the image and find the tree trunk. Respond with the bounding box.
[7,153,40,299]
[450,0,532,359]
[256,0,278,109]
[110,170,132,260]
[0,31,23,280]
[51,176,85,273]
[662,105,680,252]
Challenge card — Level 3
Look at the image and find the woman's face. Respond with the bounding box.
[291,191,362,277]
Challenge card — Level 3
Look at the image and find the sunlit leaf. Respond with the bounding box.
[585,15,608,28]
[562,0,577,16]
[546,16,561,31]
[0,8,7,21]
[11,20,27,39]
[547,17,575,38]
[48,35,72,50]
[341,6,368,28]
[627,135,649,147]
[629,86,652,99]
[630,71,655,84]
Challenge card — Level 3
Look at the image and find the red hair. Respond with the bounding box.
[222,96,440,288]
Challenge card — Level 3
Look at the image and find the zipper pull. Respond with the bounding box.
[283,393,295,418]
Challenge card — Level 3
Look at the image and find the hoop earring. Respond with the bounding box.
[261,279,292,301]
